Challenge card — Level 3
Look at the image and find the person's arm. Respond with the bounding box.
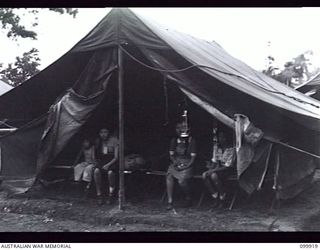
[180,138,196,170]
[92,146,97,164]
[169,138,177,164]
[72,148,83,167]
[180,153,196,170]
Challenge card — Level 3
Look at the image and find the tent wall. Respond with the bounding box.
[0,51,93,125]
[276,145,316,199]
[0,116,47,178]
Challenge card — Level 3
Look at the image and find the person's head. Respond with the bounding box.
[82,139,91,149]
[99,128,110,141]
[218,131,227,146]
[218,131,232,147]
[175,122,190,137]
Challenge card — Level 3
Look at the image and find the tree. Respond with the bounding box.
[262,55,279,78]
[0,8,78,86]
[0,48,40,86]
[0,8,78,40]
[263,50,315,88]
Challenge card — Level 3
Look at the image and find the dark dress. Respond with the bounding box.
[167,136,196,181]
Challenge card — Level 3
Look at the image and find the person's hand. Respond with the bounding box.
[102,164,110,171]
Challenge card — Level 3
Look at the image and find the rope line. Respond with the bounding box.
[119,45,320,109]
[0,120,16,129]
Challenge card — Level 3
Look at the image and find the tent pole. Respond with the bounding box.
[118,45,125,210]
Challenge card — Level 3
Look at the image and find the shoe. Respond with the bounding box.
[166,202,174,210]
[106,194,116,205]
[211,192,219,200]
[211,199,220,208]
[219,192,226,201]
[97,195,104,205]
[217,201,225,209]
[83,186,90,200]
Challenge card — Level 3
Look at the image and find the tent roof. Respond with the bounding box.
[140,15,320,119]
[1,8,320,134]
[71,8,320,122]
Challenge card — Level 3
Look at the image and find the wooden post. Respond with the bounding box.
[118,45,125,210]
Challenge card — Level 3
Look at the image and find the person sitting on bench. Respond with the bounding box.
[93,128,119,205]
[202,131,236,207]
[73,138,96,194]
[166,122,197,210]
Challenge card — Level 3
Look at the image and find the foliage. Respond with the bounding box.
[0,48,40,86]
[0,8,78,40]
[0,8,78,86]
[263,50,315,87]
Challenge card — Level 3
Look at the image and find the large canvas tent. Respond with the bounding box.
[0,8,319,201]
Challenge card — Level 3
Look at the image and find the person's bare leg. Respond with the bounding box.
[106,170,116,204]
[166,174,174,204]
[211,173,223,194]
[108,170,116,196]
[210,173,226,206]
[93,168,102,196]
[179,178,192,207]
[202,171,218,198]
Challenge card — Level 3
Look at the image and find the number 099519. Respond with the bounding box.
[300,244,318,248]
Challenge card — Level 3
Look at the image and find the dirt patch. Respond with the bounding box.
[1,171,320,232]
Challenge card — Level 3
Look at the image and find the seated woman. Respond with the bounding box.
[73,138,96,193]
[93,128,119,205]
[166,122,197,210]
[202,131,236,207]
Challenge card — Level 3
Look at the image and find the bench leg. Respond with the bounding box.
[228,189,238,210]
[197,190,206,208]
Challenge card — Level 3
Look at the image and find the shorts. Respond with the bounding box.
[95,159,118,172]
[74,162,95,182]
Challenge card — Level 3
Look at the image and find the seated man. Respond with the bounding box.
[93,128,119,205]
[73,138,96,193]
[202,131,236,207]
[166,122,197,210]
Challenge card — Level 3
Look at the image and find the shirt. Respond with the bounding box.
[169,136,196,159]
[83,146,95,164]
[95,136,119,161]
[214,147,235,167]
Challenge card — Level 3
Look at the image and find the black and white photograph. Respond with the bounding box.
[0,7,319,235]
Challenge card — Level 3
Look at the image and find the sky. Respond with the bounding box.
[1,8,320,72]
